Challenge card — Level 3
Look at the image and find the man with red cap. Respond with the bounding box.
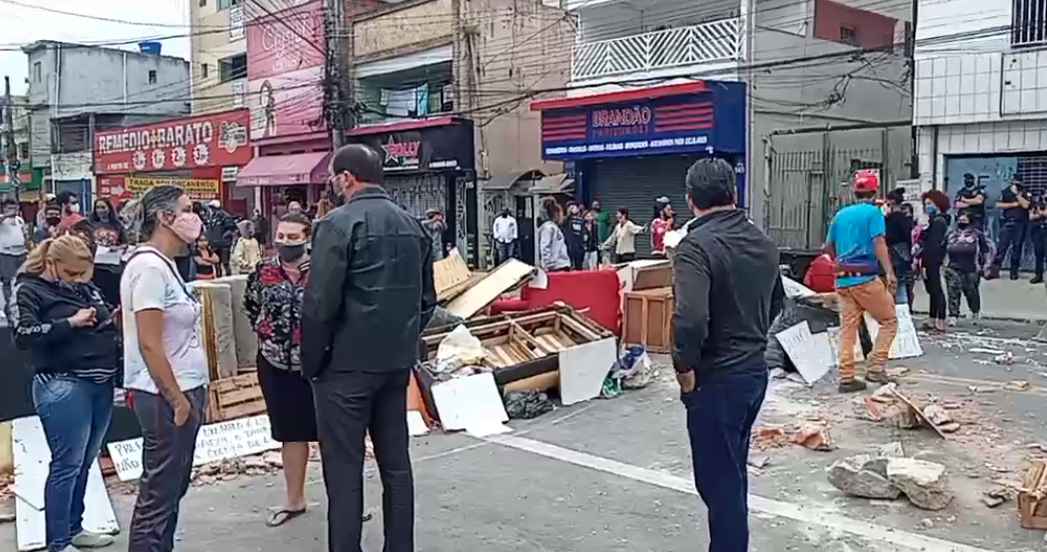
[824,170,898,392]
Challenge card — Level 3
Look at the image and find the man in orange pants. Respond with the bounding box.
[824,171,898,392]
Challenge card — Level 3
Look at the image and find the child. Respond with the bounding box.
[194,235,220,280]
[232,220,264,274]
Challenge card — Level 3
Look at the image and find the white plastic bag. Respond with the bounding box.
[435,324,486,373]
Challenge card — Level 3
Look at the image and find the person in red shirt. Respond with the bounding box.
[650,200,675,257]
[55,191,85,231]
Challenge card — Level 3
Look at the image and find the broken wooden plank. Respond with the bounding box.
[444,259,536,319]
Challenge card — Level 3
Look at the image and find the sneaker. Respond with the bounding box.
[866,371,892,384]
[947,317,958,327]
[1010,273,1020,281]
[838,379,868,393]
[1032,276,1044,285]
[71,531,115,548]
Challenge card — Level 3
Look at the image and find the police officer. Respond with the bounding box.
[954,173,987,231]
[1030,193,1047,284]
[993,176,1031,280]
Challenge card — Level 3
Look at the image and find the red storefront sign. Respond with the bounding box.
[97,176,131,201]
[94,110,252,175]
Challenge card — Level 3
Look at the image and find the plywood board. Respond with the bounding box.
[13,417,118,552]
[444,259,535,319]
[559,337,618,406]
[431,373,509,433]
[433,249,472,300]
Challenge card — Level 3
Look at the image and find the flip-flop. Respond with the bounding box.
[267,508,307,527]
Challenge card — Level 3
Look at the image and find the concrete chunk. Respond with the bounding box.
[886,457,954,510]
[827,454,901,500]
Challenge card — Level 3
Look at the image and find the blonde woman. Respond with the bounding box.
[13,235,119,552]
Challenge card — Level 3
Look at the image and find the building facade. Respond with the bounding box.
[914,0,1043,268]
[538,0,913,250]
[0,95,38,201]
[23,41,191,202]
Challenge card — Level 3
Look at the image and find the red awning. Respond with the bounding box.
[235,151,331,187]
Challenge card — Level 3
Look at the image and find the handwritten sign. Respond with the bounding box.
[781,276,818,299]
[776,321,833,384]
[106,415,279,481]
[827,326,865,364]
[864,305,923,359]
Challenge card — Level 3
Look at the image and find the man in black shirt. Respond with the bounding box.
[671,158,784,552]
[1031,194,1047,284]
[993,176,1031,280]
[303,144,436,552]
[562,201,586,270]
[954,173,987,231]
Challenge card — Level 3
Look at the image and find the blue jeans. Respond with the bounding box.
[895,282,908,305]
[32,376,114,551]
[496,241,515,264]
[682,364,768,552]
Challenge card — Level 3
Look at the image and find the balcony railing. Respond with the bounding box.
[572,18,742,82]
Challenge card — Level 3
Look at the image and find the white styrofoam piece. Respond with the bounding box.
[559,338,618,406]
[407,411,429,437]
[12,417,119,552]
[431,372,508,433]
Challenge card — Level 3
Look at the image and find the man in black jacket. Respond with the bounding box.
[562,201,586,270]
[671,158,784,552]
[302,144,436,552]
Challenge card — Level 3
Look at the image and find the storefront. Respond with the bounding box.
[531,80,747,257]
[346,117,478,264]
[93,109,253,215]
[235,131,332,220]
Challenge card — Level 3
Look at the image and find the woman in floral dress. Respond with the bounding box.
[243,212,318,527]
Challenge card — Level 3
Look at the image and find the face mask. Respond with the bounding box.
[97,210,110,220]
[276,242,307,262]
[169,212,203,243]
[68,203,80,214]
[924,204,937,215]
[958,222,970,229]
[963,181,975,188]
[45,216,61,226]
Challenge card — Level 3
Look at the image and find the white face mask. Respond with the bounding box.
[69,203,81,214]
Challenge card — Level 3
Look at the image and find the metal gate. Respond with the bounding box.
[765,126,913,249]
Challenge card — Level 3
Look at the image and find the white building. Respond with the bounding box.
[914,0,1045,248]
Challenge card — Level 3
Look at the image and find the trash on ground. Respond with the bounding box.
[995,352,1016,365]
[503,390,555,420]
[1007,380,1031,391]
[747,455,771,469]
[751,425,790,451]
[828,454,900,499]
[969,347,1005,355]
[886,366,911,378]
[982,487,1013,508]
[922,404,961,433]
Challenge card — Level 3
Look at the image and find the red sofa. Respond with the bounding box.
[489,269,622,335]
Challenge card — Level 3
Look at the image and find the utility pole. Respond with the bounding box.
[325,0,354,148]
[3,76,19,205]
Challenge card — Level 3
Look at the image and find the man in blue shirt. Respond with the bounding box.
[825,171,898,393]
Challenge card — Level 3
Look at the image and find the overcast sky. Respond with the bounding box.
[0,0,191,95]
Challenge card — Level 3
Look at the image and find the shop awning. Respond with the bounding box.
[235,151,331,187]
[529,174,575,195]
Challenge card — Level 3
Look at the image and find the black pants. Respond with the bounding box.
[216,247,232,278]
[92,266,123,307]
[683,366,767,552]
[615,252,636,264]
[994,223,1027,277]
[127,387,207,552]
[923,260,947,320]
[312,369,413,552]
[944,267,981,317]
[568,248,584,271]
[1032,225,1047,278]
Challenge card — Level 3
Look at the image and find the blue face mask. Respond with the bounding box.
[925,204,937,215]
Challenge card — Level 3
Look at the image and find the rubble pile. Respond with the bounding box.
[827,444,955,510]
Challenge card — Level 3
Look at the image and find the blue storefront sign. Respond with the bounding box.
[534,80,746,161]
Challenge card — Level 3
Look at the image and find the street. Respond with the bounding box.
[3,318,1047,552]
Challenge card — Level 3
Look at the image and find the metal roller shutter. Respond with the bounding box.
[589,154,700,258]
[384,174,448,218]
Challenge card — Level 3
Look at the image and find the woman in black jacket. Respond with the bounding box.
[919,190,952,332]
[884,188,915,307]
[13,234,120,552]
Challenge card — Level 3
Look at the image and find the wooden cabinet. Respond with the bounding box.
[622,288,674,353]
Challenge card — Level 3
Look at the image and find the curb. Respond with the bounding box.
[911,309,1047,325]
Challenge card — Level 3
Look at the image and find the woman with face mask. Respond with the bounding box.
[118,185,209,551]
[88,198,128,306]
[944,213,992,324]
[918,190,952,332]
[13,234,119,552]
[243,213,332,527]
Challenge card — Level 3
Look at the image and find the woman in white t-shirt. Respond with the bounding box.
[118,185,209,551]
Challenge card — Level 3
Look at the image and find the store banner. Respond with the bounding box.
[351,121,475,173]
[537,84,746,161]
[98,176,221,201]
[248,67,325,140]
[94,110,252,174]
[246,0,324,80]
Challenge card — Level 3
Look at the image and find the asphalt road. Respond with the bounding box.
[3,317,1047,552]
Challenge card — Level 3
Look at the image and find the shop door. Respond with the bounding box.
[588,154,700,258]
[385,173,453,256]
